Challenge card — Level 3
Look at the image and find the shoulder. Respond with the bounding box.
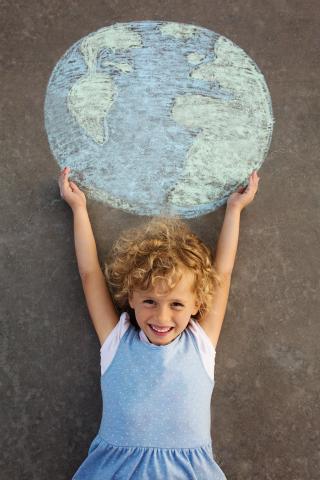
[187,318,216,381]
[188,318,216,356]
[100,311,130,350]
[100,312,131,376]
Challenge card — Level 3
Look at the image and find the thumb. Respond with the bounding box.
[70,181,85,196]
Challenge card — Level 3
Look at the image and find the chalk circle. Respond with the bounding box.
[45,20,274,218]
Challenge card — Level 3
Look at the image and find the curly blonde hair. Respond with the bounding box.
[104,216,222,329]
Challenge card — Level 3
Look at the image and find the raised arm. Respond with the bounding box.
[58,167,119,346]
[198,171,260,348]
[214,204,241,275]
[72,205,104,276]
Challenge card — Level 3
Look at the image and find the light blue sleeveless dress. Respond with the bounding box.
[72,320,227,479]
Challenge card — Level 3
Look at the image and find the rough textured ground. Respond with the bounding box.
[1,1,319,479]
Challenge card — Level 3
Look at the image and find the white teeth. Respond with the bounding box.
[150,325,172,332]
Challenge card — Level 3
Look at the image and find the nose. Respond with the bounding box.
[156,304,170,325]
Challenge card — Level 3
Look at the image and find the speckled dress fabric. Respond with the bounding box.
[72,321,226,479]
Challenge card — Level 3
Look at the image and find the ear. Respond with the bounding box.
[128,293,134,310]
[191,299,200,316]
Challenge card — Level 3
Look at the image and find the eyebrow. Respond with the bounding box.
[142,295,185,303]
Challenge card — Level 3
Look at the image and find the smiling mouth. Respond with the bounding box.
[149,324,173,336]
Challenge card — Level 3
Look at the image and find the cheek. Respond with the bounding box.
[178,312,191,323]
[136,307,149,318]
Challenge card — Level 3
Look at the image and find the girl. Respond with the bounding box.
[58,167,260,479]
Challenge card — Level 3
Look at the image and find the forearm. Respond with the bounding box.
[214,204,241,275]
[72,206,101,277]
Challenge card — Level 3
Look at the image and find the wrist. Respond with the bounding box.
[226,203,242,215]
[72,205,87,215]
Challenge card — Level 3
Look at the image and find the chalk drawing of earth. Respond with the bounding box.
[44,20,274,218]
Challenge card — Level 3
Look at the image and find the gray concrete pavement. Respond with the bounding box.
[1,1,319,479]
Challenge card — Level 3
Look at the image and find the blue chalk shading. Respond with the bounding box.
[44,21,272,218]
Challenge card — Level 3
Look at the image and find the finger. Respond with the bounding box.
[59,171,67,183]
[60,167,70,179]
[249,172,259,185]
[62,170,72,187]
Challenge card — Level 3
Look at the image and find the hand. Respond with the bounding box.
[58,167,87,211]
[227,170,260,212]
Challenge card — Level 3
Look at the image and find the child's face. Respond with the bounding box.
[129,267,199,346]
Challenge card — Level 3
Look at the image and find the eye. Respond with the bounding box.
[172,302,184,308]
[143,299,155,305]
